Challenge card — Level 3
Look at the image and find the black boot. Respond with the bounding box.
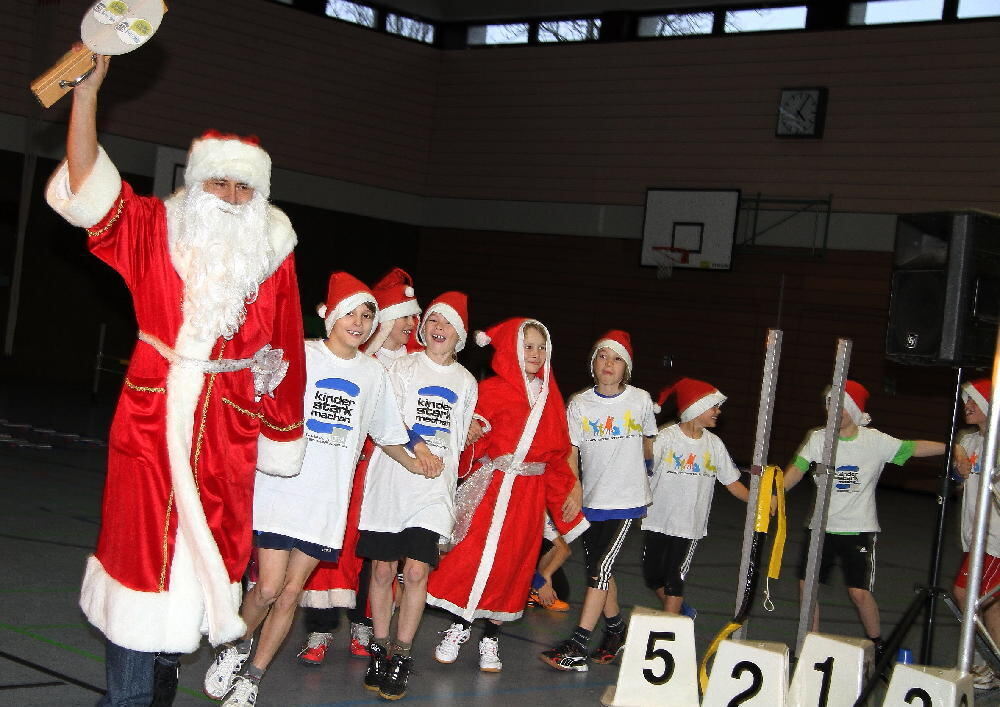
[364,642,389,692]
[149,652,180,706]
[379,653,414,700]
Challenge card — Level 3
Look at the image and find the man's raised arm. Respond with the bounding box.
[66,52,110,193]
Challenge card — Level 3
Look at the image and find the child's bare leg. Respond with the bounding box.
[252,549,319,670]
[848,587,880,638]
[395,558,430,646]
[369,559,399,641]
[240,548,292,640]
[578,585,609,631]
[798,579,820,631]
[602,577,620,618]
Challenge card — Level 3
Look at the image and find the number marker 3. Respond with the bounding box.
[883,664,973,706]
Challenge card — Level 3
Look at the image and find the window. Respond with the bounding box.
[958,0,1000,18]
[325,0,375,28]
[538,18,601,42]
[848,0,944,25]
[725,6,808,32]
[468,22,530,45]
[387,13,435,43]
[637,12,714,37]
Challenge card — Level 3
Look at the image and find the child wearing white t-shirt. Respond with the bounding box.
[783,380,944,655]
[356,292,478,700]
[541,330,658,673]
[642,378,751,615]
[204,273,441,707]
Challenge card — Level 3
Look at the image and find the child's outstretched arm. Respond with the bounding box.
[913,440,946,458]
[783,464,806,491]
[726,480,750,502]
[380,441,443,478]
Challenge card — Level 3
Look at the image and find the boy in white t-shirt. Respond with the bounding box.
[642,378,751,615]
[541,330,658,672]
[356,292,478,700]
[783,380,944,655]
[204,272,441,707]
[951,378,1000,689]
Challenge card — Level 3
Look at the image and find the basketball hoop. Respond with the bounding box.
[652,246,690,280]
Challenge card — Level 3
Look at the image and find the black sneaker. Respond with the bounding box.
[364,642,389,692]
[379,654,413,701]
[590,630,625,665]
[539,639,589,672]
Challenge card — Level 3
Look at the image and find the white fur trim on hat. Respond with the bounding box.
[680,390,727,422]
[590,339,632,378]
[185,136,272,199]
[379,299,421,324]
[962,382,990,416]
[322,292,378,340]
[825,388,871,427]
[419,303,468,352]
[475,331,491,347]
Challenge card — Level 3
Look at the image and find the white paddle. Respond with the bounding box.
[31,0,167,108]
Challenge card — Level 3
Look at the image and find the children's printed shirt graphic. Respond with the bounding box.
[306,378,359,447]
[580,409,645,440]
[413,385,457,451]
[661,448,721,476]
[833,464,861,493]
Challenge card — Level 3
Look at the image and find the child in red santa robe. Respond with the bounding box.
[296,268,422,664]
[426,318,587,673]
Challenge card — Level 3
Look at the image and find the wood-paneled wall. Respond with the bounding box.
[415,227,958,486]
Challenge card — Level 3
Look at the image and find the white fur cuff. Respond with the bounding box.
[256,434,305,477]
[45,146,122,229]
[561,517,590,544]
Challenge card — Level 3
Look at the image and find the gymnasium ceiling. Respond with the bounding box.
[375,0,767,22]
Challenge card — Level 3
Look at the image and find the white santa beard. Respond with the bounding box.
[170,186,273,341]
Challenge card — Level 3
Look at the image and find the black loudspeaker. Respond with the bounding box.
[886,211,1000,366]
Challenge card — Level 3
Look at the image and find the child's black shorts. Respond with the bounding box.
[356,527,441,567]
[641,530,698,596]
[254,530,341,563]
[581,518,634,590]
[796,529,877,591]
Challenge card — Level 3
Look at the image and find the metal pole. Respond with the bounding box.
[732,328,782,640]
[958,329,1000,672]
[920,366,964,664]
[796,337,852,655]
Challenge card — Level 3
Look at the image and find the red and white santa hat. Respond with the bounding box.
[185,130,272,199]
[363,268,420,354]
[962,378,992,415]
[658,378,727,422]
[419,291,469,352]
[825,380,871,426]
[590,329,633,379]
[317,272,377,340]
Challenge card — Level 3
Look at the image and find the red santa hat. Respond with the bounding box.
[962,378,992,415]
[658,378,727,422]
[590,329,633,380]
[826,380,871,426]
[185,130,272,199]
[317,272,377,340]
[419,291,469,352]
[363,268,421,354]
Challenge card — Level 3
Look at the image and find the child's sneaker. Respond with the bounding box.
[364,642,389,691]
[680,602,698,620]
[589,630,625,664]
[434,623,470,664]
[540,639,588,672]
[204,643,250,699]
[973,664,1000,690]
[478,636,502,672]
[297,631,333,666]
[349,621,372,657]
[220,675,258,707]
[379,654,414,700]
[527,589,570,612]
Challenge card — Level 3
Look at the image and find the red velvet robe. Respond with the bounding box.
[426,318,587,622]
[46,148,306,653]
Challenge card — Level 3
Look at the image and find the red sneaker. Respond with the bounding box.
[297,632,333,666]
[350,622,373,658]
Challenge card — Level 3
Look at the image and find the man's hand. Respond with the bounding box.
[561,478,582,522]
[466,420,484,445]
[411,442,443,478]
[72,46,111,100]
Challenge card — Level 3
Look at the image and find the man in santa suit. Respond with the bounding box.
[45,55,306,705]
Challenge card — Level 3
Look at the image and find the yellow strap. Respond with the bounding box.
[698,621,741,692]
[754,465,774,533]
[768,466,786,579]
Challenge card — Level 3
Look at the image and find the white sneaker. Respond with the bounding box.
[221,675,258,706]
[204,644,250,699]
[973,664,1000,690]
[434,623,471,664]
[479,636,502,673]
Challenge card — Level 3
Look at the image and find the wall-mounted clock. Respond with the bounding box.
[776,87,827,138]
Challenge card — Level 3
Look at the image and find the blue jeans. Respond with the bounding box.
[98,640,181,706]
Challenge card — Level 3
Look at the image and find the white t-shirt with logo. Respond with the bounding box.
[794,426,910,533]
[642,424,741,539]
[359,351,478,538]
[567,385,658,511]
[253,339,409,548]
[957,430,1000,556]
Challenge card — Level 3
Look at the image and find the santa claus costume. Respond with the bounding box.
[45,132,306,699]
[426,318,587,672]
[298,267,422,662]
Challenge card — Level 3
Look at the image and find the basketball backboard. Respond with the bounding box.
[641,188,740,271]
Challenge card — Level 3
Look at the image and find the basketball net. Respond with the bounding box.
[653,246,690,280]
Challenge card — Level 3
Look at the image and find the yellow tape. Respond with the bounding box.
[698,621,741,692]
[768,466,786,580]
